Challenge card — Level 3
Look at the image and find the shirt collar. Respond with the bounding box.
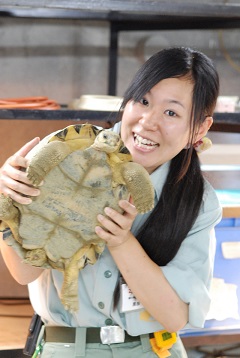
[150,161,170,201]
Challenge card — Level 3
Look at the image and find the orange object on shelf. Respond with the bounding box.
[0,96,60,109]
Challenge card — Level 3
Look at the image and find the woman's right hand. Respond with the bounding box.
[0,137,41,204]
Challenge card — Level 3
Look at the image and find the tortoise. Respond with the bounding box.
[0,123,154,311]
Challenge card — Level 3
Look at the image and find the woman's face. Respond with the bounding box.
[121,77,194,174]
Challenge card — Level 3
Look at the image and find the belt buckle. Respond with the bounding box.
[100,326,125,345]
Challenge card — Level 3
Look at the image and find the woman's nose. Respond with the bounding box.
[139,110,159,131]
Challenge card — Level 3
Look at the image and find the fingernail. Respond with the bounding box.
[34,189,41,196]
[95,226,101,233]
[98,214,104,221]
[104,207,111,215]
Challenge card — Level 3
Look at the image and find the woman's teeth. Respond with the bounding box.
[134,134,158,149]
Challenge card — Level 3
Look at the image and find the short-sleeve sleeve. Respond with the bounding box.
[161,181,222,328]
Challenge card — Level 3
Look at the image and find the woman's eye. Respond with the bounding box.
[139,98,149,106]
[165,110,176,117]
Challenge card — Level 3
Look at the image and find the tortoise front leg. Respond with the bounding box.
[120,162,155,214]
[27,141,72,186]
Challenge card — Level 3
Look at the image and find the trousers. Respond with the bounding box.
[35,327,188,358]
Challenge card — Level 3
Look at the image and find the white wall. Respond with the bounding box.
[0,18,239,103]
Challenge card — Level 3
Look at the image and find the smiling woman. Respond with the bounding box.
[0,47,222,358]
[120,77,197,173]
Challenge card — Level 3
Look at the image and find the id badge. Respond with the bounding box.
[120,278,143,313]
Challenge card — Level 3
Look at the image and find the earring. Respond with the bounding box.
[193,137,212,153]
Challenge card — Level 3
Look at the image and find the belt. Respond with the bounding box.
[45,326,141,345]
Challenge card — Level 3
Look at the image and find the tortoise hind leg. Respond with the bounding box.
[61,244,99,312]
[120,162,155,214]
[0,194,21,243]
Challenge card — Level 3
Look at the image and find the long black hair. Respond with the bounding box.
[121,47,219,266]
[113,47,219,307]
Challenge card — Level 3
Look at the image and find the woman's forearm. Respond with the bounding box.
[0,232,44,285]
[108,234,188,332]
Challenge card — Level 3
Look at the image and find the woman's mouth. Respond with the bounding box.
[133,133,159,150]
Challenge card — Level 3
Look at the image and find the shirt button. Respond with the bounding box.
[98,302,105,309]
[104,270,112,278]
[105,318,113,326]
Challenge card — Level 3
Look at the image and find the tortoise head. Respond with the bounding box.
[91,130,122,153]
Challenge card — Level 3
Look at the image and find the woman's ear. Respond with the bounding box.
[194,116,213,142]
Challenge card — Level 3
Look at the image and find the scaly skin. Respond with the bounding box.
[0,125,154,312]
[27,141,72,186]
[120,162,155,214]
[27,123,101,186]
[0,194,22,243]
[61,244,98,312]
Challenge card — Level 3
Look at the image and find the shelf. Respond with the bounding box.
[0,110,239,133]
[0,109,119,121]
[211,113,240,133]
[1,2,240,27]
[0,1,240,18]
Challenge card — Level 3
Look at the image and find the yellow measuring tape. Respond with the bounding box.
[150,330,177,358]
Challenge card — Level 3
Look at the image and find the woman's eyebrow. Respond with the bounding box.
[166,99,185,109]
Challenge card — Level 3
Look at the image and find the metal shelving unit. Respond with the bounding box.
[0,1,239,132]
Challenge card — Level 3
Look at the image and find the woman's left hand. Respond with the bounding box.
[95,199,138,248]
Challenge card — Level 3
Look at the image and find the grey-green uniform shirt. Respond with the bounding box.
[28,123,222,335]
